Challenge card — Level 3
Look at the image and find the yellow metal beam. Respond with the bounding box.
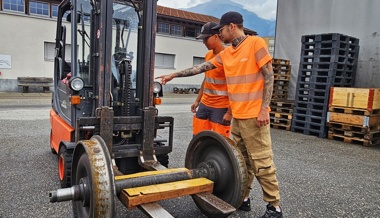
[119,178,213,208]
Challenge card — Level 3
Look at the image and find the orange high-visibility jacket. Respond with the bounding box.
[210,36,272,119]
[201,50,229,108]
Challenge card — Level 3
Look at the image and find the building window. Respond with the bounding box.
[157,22,170,34]
[171,24,182,36]
[185,27,197,37]
[3,0,25,13]
[155,53,175,68]
[193,57,204,66]
[30,1,49,16]
[44,42,72,62]
[52,4,59,17]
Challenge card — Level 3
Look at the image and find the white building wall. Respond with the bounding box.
[275,0,380,99]
[155,35,208,92]
[0,12,207,92]
[0,12,57,91]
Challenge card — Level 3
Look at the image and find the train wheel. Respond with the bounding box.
[72,135,115,218]
[185,131,248,218]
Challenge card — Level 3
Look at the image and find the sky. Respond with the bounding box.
[157,0,277,20]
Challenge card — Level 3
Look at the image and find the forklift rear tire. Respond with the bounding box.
[58,146,73,188]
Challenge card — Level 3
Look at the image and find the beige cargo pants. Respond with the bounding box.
[231,118,281,206]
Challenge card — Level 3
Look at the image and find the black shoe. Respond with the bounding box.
[260,204,283,218]
[238,198,251,211]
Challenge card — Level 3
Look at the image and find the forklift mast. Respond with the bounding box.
[51,0,171,170]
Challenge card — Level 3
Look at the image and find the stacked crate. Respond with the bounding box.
[327,88,380,146]
[270,99,294,131]
[272,58,291,100]
[270,59,293,130]
[291,33,360,138]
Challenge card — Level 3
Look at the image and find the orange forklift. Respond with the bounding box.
[48,0,248,217]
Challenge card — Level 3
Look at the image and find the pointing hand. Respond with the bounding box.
[155,74,174,85]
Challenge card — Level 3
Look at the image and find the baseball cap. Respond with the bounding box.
[212,11,244,30]
[196,22,219,39]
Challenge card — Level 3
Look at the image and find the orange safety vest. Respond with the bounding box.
[201,50,229,108]
[210,36,272,119]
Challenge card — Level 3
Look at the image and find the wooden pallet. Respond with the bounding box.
[273,69,291,76]
[270,117,292,125]
[329,106,380,116]
[327,121,380,133]
[273,90,288,95]
[328,133,380,146]
[327,112,380,127]
[271,99,295,108]
[270,123,291,131]
[273,85,288,90]
[272,94,288,100]
[270,111,293,120]
[271,106,294,114]
[274,74,290,81]
[272,58,290,65]
[273,80,290,86]
[328,128,380,140]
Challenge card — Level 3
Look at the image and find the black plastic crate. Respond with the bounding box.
[318,41,349,49]
[301,49,319,57]
[309,103,329,112]
[332,77,354,87]
[297,82,331,91]
[314,69,344,78]
[292,112,309,122]
[297,74,312,84]
[307,125,328,138]
[291,119,308,129]
[291,125,327,138]
[299,62,314,70]
[314,62,346,71]
[302,33,359,44]
[294,102,309,110]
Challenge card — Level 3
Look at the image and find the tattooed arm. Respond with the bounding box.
[155,61,216,85]
[257,60,274,127]
[261,60,274,108]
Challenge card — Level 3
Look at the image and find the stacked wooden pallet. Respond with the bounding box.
[272,58,291,100]
[270,99,294,131]
[327,87,380,146]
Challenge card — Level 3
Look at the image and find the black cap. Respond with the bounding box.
[212,11,243,30]
[196,22,219,39]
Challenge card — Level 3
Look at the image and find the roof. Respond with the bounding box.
[157,5,257,35]
[157,5,220,24]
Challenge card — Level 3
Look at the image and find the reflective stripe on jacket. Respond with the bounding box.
[201,50,229,108]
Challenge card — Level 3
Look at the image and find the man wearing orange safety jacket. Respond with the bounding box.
[191,22,231,137]
[156,11,283,218]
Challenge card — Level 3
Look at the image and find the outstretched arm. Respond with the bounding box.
[257,60,274,127]
[155,61,216,85]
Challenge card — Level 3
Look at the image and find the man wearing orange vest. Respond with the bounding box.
[156,11,283,218]
[192,22,231,137]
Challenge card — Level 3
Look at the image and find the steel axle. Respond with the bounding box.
[49,164,215,203]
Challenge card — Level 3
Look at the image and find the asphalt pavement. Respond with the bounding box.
[0,92,379,218]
